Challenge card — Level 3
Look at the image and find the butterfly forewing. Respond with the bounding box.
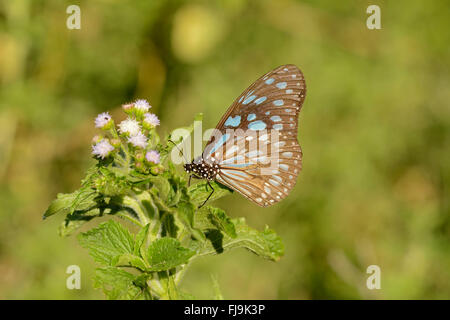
[203,64,306,207]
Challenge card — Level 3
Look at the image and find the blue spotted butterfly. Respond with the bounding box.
[184,64,306,207]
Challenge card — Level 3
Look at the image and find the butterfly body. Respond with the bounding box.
[185,64,306,207]
[184,157,219,181]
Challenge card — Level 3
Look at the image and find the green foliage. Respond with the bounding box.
[188,181,233,207]
[93,267,150,300]
[146,238,195,272]
[193,214,284,261]
[44,114,284,299]
[78,220,135,266]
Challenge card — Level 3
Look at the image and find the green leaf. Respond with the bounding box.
[112,253,148,271]
[167,275,179,300]
[196,206,237,238]
[43,184,100,219]
[175,200,195,228]
[188,181,233,207]
[149,176,171,202]
[134,224,150,256]
[147,238,195,271]
[78,220,135,266]
[70,188,99,212]
[175,200,206,241]
[58,207,105,237]
[59,219,87,237]
[94,267,148,300]
[43,192,76,219]
[193,217,284,261]
[160,212,178,238]
[95,167,131,196]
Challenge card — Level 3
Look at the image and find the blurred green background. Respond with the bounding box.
[0,0,449,299]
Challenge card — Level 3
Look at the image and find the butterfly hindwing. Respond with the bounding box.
[203,64,306,207]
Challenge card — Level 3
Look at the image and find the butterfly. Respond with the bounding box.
[184,64,306,207]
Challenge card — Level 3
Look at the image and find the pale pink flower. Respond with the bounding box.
[92,140,114,159]
[118,118,141,136]
[143,113,160,127]
[95,112,112,129]
[128,132,148,148]
[145,150,160,164]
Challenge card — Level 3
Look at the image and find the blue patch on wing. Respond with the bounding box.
[222,163,253,168]
[273,100,284,106]
[248,120,267,130]
[273,124,283,130]
[220,170,247,181]
[276,82,287,89]
[254,96,267,105]
[270,115,282,122]
[247,113,256,121]
[225,115,241,127]
[243,95,256,105]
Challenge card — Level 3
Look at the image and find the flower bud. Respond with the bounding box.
[92,135,104,144]
[134,161,144,171]
[150,164,165,175]
[122,103,134,115]
[135,152,145,162]
[110,138,121,148]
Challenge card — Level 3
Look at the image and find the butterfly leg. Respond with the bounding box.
[188,174,202,187]
[199,181,215,209]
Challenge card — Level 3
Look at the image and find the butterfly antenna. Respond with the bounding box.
[168,139,189,163]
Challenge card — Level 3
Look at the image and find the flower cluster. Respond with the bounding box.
[91,99,162,173]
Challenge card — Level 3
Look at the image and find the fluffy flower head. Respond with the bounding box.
[145,150,160,164]
[92,139,114,159]
[95,112,112,129]
[128,132,148,149]
[118,118,141,136]
[134,99,151,113]
[143,113,160,128]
